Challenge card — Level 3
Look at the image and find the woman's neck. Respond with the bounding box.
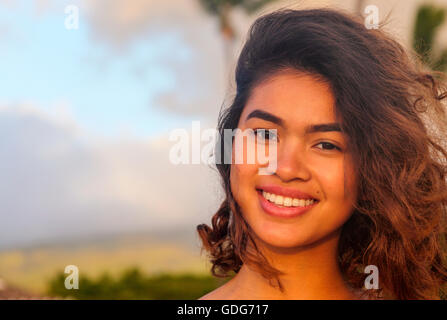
[222,229,358,299]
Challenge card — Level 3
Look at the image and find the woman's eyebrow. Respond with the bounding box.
[245,109,341,133]
[305,123,341,134]
[245,109,284,126]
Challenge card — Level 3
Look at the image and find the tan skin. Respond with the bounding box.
[200,70,359,300]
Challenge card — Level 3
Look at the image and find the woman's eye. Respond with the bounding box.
[253,129,277,143]
[315,142,341,151]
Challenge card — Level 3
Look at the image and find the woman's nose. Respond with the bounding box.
[274,139,311,182]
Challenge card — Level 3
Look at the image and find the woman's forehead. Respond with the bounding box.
[241,71,337,128]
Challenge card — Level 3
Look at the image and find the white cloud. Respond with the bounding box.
[0,104,224,249]
[81,0,210,49]
[77,0,237,116]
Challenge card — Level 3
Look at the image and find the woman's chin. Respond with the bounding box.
[252,228,316,251]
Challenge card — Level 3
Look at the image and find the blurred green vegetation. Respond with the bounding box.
[47,268,232,300]
[199,0,277,16]
[413,4,447,71]
[46,267,447,299]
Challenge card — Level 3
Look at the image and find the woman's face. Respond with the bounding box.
[230,71,357,250]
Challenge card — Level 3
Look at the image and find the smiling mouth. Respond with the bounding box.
[255,185,320,207]
[260,190,318,207]
[256,188,319,218]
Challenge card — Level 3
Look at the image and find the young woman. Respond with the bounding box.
[197,8,447,300]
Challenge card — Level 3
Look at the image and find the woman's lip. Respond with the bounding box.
[257,190,318,218]
[256,185,318,200]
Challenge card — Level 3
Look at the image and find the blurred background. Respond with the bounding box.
[0,0,446,299]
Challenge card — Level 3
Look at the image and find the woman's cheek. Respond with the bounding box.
[318,157,357,212]
[230,162,259,217]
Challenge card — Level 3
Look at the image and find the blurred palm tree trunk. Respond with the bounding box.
[355,0,366,15]
[219,2,236,73]
[198,0,278,81]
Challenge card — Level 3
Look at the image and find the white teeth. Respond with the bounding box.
[275,195,284,205]
[261,191,316,207]
[262,191,268,199]
[283,197,292,207]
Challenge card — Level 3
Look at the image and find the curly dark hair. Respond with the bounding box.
[197,8,447,299]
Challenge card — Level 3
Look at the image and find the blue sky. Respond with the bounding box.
[0,0,205,138]
[0,0,229,248]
